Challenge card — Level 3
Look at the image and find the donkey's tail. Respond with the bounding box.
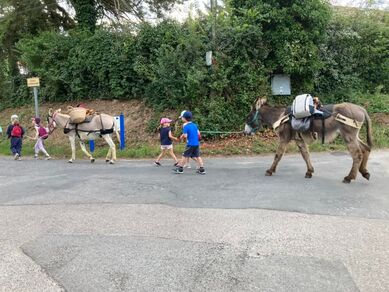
[364,108,373,148]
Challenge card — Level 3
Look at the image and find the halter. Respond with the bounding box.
[47,111,58,134]
[248,110,261,132]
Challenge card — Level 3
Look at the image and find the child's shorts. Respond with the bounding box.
[161,145,173,150]
[183,146,200,158]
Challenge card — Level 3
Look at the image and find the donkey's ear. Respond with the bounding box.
[255,97,267,110]
[48,108,53,115]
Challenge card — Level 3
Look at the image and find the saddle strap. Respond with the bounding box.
[335,114,363,129]
[75,124,80,139]
[273,115,290,130]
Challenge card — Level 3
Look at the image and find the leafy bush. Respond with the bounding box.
[350,93,389,113]
[17,30,137,102]
[2,2,387,133]
[315,11,389,96]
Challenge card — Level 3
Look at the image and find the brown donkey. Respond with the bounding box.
[244,97,373,183]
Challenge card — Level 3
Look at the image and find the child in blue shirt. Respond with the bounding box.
[173,111,206,175]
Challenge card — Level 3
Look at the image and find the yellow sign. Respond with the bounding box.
[27,77,40,87]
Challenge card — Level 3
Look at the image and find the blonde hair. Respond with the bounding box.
[11,115,19,124]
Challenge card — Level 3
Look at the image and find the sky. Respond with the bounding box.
[170,0,389,19]
[332,0,388,8]
[56,0,388,24]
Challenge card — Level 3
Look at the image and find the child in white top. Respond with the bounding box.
[30,117,51,160]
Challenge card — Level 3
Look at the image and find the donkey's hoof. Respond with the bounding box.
[362,172,370,181]
[106,159,110,163]
[343,177,352,184]
[305,172,313,179]
[90,158,95,163]
[68,160,73,164]
[265,170,273,176]
[109,160,115,165]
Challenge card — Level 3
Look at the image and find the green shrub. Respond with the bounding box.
[17,30,138,102]
[1,3,387,135]
[350,93,389,113]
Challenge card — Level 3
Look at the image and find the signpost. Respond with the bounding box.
[114,114,126,150]
[210,0,217,46]
[119,113,125,150]
[89,140,95,153]
[271,74,291,96]
[206,51,213,66]
[27,77,40,117]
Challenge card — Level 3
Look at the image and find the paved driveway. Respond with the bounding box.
[0,151,388,291]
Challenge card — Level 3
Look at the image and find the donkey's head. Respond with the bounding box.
[47,108,61,119]
[47,108,62,130]
[244,97,267,135]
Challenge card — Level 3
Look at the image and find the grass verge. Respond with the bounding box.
[0,123,387,159]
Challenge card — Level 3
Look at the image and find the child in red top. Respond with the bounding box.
[6,115,25,160]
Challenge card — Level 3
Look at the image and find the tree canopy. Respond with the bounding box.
[0,0,184,85]
[70,0,185,31]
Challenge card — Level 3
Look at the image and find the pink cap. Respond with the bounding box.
[160,118,172,124]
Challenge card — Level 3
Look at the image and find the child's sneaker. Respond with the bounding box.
[45,156,52,160]
[197,167,206,175]
[14,153,19,160]
[34,155,39,160]
[154,161,162,167]
[173,167,184,174]
[17,156,22,161]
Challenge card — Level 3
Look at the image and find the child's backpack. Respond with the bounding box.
[38,126,49,139]
[11,125,22,138]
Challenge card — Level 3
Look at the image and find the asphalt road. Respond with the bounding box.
[0,151,388,292]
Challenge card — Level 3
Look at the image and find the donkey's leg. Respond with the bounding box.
[266,142,288,176]
[296,140,315,178]
[105,147,112,163]
[68,136,76,163]
[109,136,117,162]
[79,141,95,163]
[358,139,371,180]
[103,135,116,164]
[343,140,363,183]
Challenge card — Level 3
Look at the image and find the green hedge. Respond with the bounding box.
[1,2,387,132]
